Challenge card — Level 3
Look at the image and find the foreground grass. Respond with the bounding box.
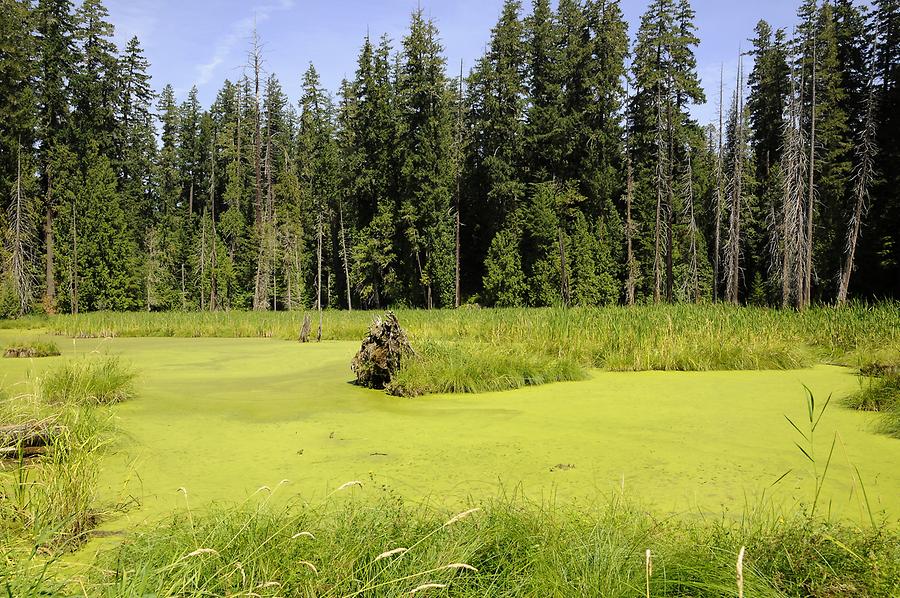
[8,304,897,395]
[31,494,890,597]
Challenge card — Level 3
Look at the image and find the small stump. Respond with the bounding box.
[351,311,414,389]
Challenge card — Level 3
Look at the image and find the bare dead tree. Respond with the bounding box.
[209,134,218,311]
[714,64,724,302]
[338,196,352,311]
[454,59,463,309]
[6,148,35,314]
[837,88,877,305]
[653,84,667,304]
[775,71,809,309]
[803,45,817,310]
[70,200,78,314]
[682,147,701,302]
[250,26,269,311]
[624,126,637,306]
[724,55,745,305]
[316,210,323,341]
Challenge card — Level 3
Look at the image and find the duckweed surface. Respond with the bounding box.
[2,333,898,538]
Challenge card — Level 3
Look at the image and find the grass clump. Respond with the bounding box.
[387,341,587,396]
[847,373,900,438]
[41,357,136,406]
[3,339,61,358]
[80,495,900,597]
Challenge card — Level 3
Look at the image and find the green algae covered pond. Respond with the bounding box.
[2,332,899,537]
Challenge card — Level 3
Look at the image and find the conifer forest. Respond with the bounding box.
[1,0,898,316]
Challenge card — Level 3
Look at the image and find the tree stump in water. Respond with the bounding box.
[0,419,62,458]
[351,311,414,390]
[299,314,312,343]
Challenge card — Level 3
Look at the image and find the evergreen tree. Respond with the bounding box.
[74,143,141,310]
[396,9,456,308]
[116,36,155,241]
[465,0,527,294]
[34,0,78,308]
[71,0,119,157]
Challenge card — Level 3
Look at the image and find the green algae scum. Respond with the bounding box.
[1,307,900,595]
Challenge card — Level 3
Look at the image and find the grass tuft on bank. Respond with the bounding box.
[847,373,900,439]
[3,339,61,358]
[41,357,136,406]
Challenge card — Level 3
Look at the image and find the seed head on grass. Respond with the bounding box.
[336,480,363,491]
[443,508,479,527]
[375,547,408,561]
[409,583,447,593]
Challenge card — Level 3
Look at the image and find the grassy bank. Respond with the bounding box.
[63,494,900,597]
[6,304,897,395]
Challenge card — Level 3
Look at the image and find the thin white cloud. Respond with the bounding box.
[195,0,295,87]
[108,0,162,47]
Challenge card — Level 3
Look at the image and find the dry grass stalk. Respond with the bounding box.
[737,546,745,598]
[409,583,447,594]
[375,547,408,561]
[645,548,652,598]
[443,563,477,572]
[443,508,479,527]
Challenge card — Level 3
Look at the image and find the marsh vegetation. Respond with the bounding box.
[0,307,898,595]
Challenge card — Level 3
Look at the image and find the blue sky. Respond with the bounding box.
[105,0,802,125]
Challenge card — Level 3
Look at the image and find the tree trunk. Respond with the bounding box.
[339,200,352,311]
[714,64,724,302]
[44,176,55,308]
[625,142,636,306]
[804,48,817,310]
[316,211,323,341]
[837,89,875,305]
[558,226,570,307]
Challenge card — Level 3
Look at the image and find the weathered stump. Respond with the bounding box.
[350,311,414,390]
[299,314,312,343]
[0,419,62,458]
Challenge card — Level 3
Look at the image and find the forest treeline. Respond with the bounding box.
[0,0,897,315]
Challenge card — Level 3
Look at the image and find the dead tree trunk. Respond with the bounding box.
[725,56,745,305]
[316,211,323,341]
[714,64,724,302]
[653,85,666,304]
[683,148,700,302]
[7,148,33,315]
[339,198,352,311]
[44,173,55,308]
[455,60,463,309]
[803,47,817,310]
[837,89,876,305]
[625,135,636,306]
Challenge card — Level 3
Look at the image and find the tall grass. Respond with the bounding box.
[82,492,899,597]
[13,303,897,395]
[22,304,896,367]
